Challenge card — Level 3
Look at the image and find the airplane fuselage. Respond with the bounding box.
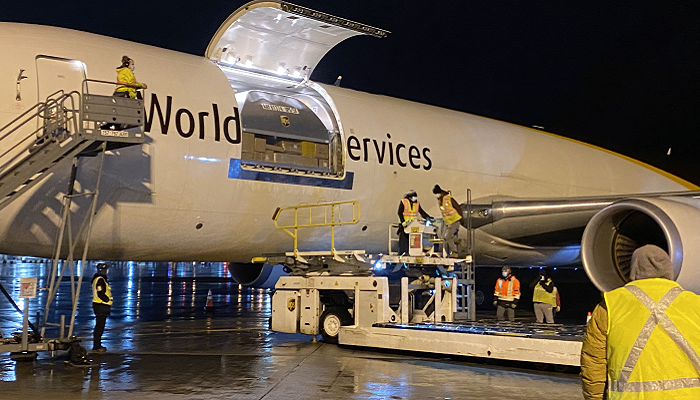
[0,22,692,263]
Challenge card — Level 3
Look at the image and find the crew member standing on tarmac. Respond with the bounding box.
[91,263,112,353]
[114,56,147,99]
[581,245,700,400]
[432,185,463,258]
[397,189,433,255]
[494,266,520,321]
[530,269,555,323]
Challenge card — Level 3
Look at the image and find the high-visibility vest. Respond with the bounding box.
[604,278,700,399]
[92,276,113,306]
[401,198,419,226]
[440,194,461,225]
[533,280,556,305]
[494,277,521,301]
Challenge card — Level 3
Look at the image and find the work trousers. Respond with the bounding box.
[398,229,409,255]
[533,302,554,323]
[92,302,111,348]
[496,303,515,321]
[443,221,461,255]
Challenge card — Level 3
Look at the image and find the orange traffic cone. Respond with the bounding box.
[204,289,214,313]
[586,311,592,324]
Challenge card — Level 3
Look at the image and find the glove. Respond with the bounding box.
[493,300,498,306]
[556,306,561,312]
[510,303,517,309]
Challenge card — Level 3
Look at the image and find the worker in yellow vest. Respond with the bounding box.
[397,189,433,255]
[114,55,147,99]
[530,269,555,323]
[432,185,463,258]
[91,263,113,353]
[581,245,700,400]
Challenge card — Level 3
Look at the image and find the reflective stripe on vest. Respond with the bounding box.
[92,276,113,306]
[605,279,700,398]
[440,194,461,225]
[402,198,419,226]
[533,282,555,305]
[495,277,520,301]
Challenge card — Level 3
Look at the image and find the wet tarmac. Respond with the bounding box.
[0,261,585,399]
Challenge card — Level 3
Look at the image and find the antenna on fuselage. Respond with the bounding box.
[334,76,342,87]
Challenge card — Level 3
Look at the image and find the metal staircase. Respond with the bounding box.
[454,188,476,321]
[0,79,145,355]
[0,79,144,211]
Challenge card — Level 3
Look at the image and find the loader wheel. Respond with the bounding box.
[319,307,353,344]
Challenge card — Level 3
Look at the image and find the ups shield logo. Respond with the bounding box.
[287,297,296,312]
[280,115,290,127]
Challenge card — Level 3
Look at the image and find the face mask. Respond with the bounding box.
[502,271,508,277]
[130,65,135,71]
[435,194,441,199]
[411,196,417,202]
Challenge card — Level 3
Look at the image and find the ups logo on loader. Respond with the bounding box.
[287,297,296,312]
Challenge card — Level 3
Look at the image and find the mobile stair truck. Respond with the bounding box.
[0,77,145,359]
[258,200,585,369]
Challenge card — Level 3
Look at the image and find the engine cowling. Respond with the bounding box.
[582,196,700,293]
[226,262,289,288]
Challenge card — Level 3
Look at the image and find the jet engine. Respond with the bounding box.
[226,262,289,289]
[581,196,700,293]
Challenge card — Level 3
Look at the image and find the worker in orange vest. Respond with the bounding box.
[432,185,463,258]
[494,266,521,321]
[397,189,433,255]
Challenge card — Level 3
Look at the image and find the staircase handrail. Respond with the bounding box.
[0,91,80,174]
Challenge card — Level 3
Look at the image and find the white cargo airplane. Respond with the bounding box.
[1,1,699,293]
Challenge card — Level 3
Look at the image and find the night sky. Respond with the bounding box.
[3,1,700,185]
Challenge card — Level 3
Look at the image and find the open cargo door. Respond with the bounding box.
[206,1,389,80]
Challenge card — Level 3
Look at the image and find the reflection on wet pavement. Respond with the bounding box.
[0,261,583,399]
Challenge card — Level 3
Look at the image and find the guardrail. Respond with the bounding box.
[273,200,360,257]
[0,90,80,176]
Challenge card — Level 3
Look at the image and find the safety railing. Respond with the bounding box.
[0,90,80,176]
[273,200,360,257]
[388,223,400,255]
[388,219,446,257]
[80,79,146,133]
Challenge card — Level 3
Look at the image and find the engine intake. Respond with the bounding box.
[227,262,288,288]
[581,197,700,293]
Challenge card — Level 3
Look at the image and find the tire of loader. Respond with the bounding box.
[319,307,353,344]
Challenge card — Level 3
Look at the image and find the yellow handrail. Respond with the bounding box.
[272,200,360,257]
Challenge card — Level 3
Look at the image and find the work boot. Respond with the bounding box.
[91,346,107,354]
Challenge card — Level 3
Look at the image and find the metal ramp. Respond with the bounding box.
[0,79,145,356]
